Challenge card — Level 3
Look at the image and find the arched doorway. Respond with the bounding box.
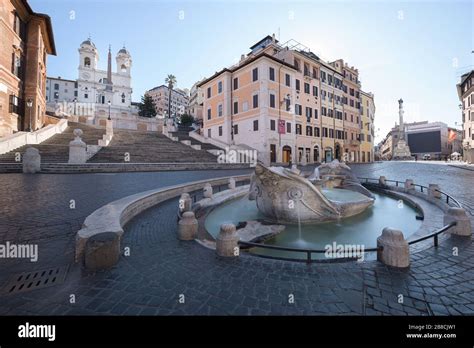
[335,143,341,161]
[282,145,292,163]
[313,145,319,163]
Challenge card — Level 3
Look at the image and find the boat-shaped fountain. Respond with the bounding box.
[249,160,375,224]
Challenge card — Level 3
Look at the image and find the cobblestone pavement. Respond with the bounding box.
[0,162,472,315]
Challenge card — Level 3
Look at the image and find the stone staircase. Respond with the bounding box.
[88,128,218,163]
[0,122,105,164]
[169,126,221,152]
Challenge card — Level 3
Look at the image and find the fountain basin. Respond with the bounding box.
[204,191,422,261]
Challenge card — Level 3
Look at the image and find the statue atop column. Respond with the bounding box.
[398,98,404,140]
[392,98,413,160]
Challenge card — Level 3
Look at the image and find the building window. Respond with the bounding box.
[252,68,258,82]
[306,126,313,136]
[218,126,223,136]
[11,53,22,78]
[329,129,334,138]
[233,77,238,90]
[208,129,211,137]
[296,79,300,91]
[270,119,276,131]
[253,94,258,108]
[218,104,223,117]
[218,81,223,94]
[253,120,259,131]
[269,67,275,81]
[233,101,238,114]
[285,74,291,87]
[314,109,318,119]
[207,108,211,119]
[270,94,276,108]
[296,124,302,135]
[323,127,328,137]
[207,87,211,98]
[285,99,291,111]
[54,92,59,99]
[304,83,310,94]
[322,107,327,116]
[313,86,318,97]
[233,124,238,135]
[295,104,302,116]
[305,107,312,118]
[13,12,27,39]
[287,122,291,133]
[314,127,320,137]
[54,83,59,90]
[84,93,88,99]
[84,57,91,68]
[9,95,20,114]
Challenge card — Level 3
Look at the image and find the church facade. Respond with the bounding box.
[47,38,161,132]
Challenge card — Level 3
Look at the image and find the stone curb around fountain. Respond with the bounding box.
[75,174,251,268]
[193,185,285,250]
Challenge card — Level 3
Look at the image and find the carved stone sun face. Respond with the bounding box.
[288,187,304,200]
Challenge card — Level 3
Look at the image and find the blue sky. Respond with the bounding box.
[31,0,473,142]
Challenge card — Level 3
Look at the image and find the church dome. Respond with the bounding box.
[117,47,131,56]
[81,38,96,48]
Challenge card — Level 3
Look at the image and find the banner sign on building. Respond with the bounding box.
[278,120,285,134]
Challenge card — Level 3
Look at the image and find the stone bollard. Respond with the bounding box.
[178,193,192,213]
[177,211,198,240]
[377,227,410,268]
[444,207,472,237]
[216,223,239,257]
[22,147,41,173]
[84,232,120,270]
[379,176,386,185]
[404,179,414,191]
[428,184,441,199]
[228,177,236,190]
[203,183,213,199]
[69,129,87,164]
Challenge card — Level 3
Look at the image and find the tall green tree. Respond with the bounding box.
[178,113,194,126]
[165,74,177,119]
[138,94,157,118]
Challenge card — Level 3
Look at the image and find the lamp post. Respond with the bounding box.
[108,100,111,120]
[26,98,33,132]
[73,98,77,116]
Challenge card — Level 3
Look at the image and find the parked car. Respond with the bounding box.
[423,154,431,160]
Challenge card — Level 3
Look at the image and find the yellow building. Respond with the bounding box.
[360,91,375,162]
[198,34,375,164]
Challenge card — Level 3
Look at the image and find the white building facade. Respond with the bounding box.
[46,39,161,131]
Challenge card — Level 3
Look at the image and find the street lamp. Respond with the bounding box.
[108,100,111,120]
[26,98,33,132]
[73,98,77,116]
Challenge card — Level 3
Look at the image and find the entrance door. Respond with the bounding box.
[282,146,292,163]
[270,144,276,163]
[324,149,333,162]
[313,146,319,163]
[335,143,341,160]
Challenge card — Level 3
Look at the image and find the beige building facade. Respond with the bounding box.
[360,91,375,162]
[198,35,375,164]
[146,85,189,118]
[457,70,474,163]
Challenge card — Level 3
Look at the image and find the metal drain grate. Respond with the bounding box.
[1,266,68,295]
